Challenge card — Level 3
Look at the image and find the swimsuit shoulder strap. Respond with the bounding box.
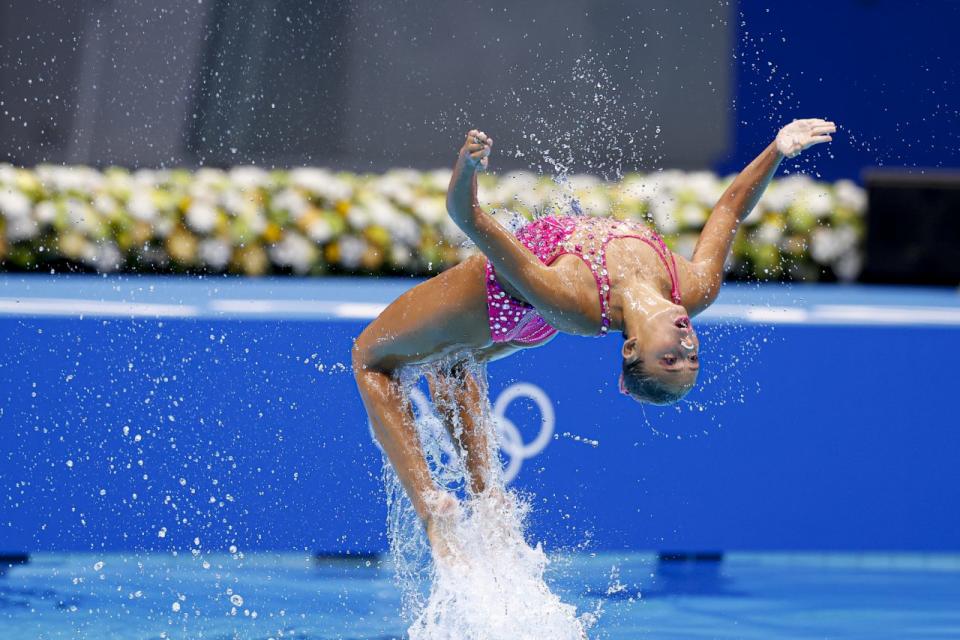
[603,221,683,306]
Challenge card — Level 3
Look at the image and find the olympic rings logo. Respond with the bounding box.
[407,382,555,484]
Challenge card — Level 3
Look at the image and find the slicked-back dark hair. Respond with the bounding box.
[621,357,689,406]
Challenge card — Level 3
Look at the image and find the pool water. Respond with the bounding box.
[2,552,959,639]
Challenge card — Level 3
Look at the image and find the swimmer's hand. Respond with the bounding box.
[776,118,836,158]
[459,129,494,172]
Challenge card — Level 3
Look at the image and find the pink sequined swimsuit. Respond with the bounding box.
[485,215,681,345]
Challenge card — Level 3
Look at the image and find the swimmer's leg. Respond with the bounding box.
[427,363,495,495]
[352,255,492,554]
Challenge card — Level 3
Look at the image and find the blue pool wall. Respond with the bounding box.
[0,276,958,554]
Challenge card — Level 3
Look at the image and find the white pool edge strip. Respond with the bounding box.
[0,297,957,326]
[0,297,200,318]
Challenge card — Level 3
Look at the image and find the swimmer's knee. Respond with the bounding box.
[351,339,377,378]
[351,337,393,382]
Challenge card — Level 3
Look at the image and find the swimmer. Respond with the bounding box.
[352,118,836,557]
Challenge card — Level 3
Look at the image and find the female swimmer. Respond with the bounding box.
[352,118,836,556]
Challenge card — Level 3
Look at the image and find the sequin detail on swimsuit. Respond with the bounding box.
[485,215,681,345]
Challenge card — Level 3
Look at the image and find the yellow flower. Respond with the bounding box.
[324,242,340,265]
[131,221,154,245]
[335,200,351,216]
[58,232,89,260]
[263,222,283,244]
[14,169,41,198]
[233,244,269,276]
[165,227,199,265]
[294,207,321,233]
[364,225,391,248]
[361,245,384,271]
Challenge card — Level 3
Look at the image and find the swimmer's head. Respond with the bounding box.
[619,311,699,405]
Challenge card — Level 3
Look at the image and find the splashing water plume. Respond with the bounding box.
[379,358,590,640]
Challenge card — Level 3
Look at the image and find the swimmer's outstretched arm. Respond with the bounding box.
[686,118,837,312]
[446,130,588,334]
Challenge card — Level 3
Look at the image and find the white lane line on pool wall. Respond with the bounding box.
[0,297,200,318]
[208,299,387,318]
[0,296,958,326]
[703,303,960,327]
[811,305,960,326]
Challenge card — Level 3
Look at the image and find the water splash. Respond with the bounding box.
[379,357,589,639]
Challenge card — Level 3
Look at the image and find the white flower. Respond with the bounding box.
[384,212,420,246]
[269,233,317,274]
[289,168,352,202]
[185,202,219,234]
[810,227,858,264]
[93,194,118,217]
[441,216,468,245]
[491,171,538,204]
[91,241,122,272]
[390,244,412,267]
[198,238,232,269]
[677,203,707,227]
[834,252,862,281]
[834,179,866,214]
[221,190,253,217]
[154,217,174,238]
[195,168,227,186]
[36,165,103,192]
[239,208,267,234]
[410,195,446,225]
[132,169,161,188]
[346,204,371,229]
[0,164,18,185]
[374,175,416,209]
[5,216,39,241]
[756,221,784,245]
[575,190,610,216]
[306,217,333,243]
[795,184,833,218]
[34,201,58,223]
[760,174,813,213]
[127,192,157,221]
[649,197,679,234]
[271,188,309,220]
[229,166,269,190]
[686,171,724,207]
[337,235,367,269]
[0,188,31,219]
[65,199,100,233]
[426,169,453,192]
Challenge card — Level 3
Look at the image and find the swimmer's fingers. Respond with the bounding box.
[808,134,833,145]
[810,122,837,136]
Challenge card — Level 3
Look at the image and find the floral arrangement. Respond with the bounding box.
[0,164,865,281]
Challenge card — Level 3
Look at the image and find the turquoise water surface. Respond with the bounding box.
[2,552,958,639]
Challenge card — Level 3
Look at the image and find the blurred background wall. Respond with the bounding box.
[2,1,957,179]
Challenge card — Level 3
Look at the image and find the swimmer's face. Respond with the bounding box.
[644,311,700,383]
[621,311,699,401]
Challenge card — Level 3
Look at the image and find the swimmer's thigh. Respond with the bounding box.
[355,254,492,371]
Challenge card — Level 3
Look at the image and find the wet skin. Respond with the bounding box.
[352,120,836,553]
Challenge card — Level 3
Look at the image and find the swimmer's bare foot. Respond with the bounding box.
[474,486,527,550]
[424,490,465,568]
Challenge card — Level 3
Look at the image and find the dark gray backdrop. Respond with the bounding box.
[0,0,732,174]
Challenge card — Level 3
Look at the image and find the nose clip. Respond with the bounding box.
[680,337,696,351]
